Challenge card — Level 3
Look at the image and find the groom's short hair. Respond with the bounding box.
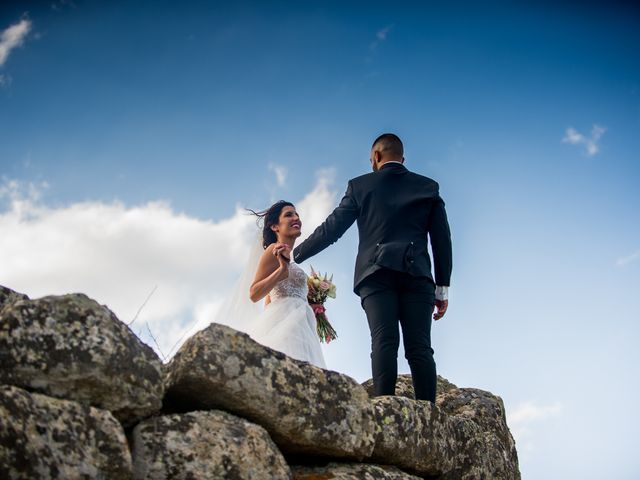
[372,133,403,157]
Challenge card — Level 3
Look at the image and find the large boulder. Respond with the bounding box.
[164,322,376,460]
[0,384,132,479]
[364,375,521,479]
[0,293,164,426]
[438,388,520,480]
[368,396,460,477]
[291,462,422,479]
[131,409,291,479]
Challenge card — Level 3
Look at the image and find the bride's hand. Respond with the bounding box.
[273,243,291,262]
[273,243,291,279]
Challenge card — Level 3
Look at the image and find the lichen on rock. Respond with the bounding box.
[0,284,521,479]
[369,396,459,477]
[363,375,521,479]
[164,322,376,460]
[437,387,521,480]
[361,373,458,400]
[0,384,132,479]
[0,291,164,426]
[0,286,28,313]
[131,409,291,479]
[291,461,423,479]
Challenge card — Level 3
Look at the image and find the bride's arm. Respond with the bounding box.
[249,243,289,303]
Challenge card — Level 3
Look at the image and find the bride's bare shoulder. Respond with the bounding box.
[261,243,277,258]
[258,243,278,264]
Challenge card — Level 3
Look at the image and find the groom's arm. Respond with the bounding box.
[293,181,359,263]
[428,195,452,288]
[428,194,452,321]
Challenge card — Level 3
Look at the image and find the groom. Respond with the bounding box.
[293,133,452,402]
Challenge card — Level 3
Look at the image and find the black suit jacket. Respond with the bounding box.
[293,162,452,294]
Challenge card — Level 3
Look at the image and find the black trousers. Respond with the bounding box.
[358,268,437,402]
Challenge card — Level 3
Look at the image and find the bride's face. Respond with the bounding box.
[272,205,302,239]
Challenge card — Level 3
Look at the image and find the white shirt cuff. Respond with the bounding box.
[435,286,448,301]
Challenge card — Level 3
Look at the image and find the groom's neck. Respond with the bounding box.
[375,159,404,171]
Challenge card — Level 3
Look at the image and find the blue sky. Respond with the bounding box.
[1,1,639,478]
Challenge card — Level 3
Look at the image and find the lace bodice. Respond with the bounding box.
[270,262,309,302]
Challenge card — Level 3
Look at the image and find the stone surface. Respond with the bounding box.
[164,322,376,459]
[369,396,460,477]
[361,373,458,400]
[291,462,422,479]
[0,292,164,426]
[438,388,520,480]
[0,384,132,479]
[365,376,521,479]
[0,285,28,312]
[131,409,291,479]
[0,281,520,479]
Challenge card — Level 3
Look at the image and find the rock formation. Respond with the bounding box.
[164,322,376,460]
[0,292,164,427]
[0,285,520,479]
[131,409,291,479]
[363,374,520,479]
[0,384,132,479]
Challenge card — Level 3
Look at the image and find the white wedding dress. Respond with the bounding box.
[213,235,326,369]
[249,261,326,368]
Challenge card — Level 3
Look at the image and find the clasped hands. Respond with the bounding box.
[273,241,449,321]
[272,242,291,264]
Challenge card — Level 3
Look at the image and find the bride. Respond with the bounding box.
[214,200,326,369]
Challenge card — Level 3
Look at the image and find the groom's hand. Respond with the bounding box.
[433,299,448,321]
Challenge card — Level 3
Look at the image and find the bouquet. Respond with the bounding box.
[307,266,338,343]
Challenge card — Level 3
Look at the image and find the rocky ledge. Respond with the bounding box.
[0,285,520,479]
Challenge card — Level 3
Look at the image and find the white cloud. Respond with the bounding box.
[369,24,394,51]
[507,401,562,455]
[296,168,336,243]
[0,73,12,87]
[0,18,32,67]
[0,177,48,214]
[268,163,288,188]
[0,173,337,361]
[563,127,583,144]
[376,25,393,41]
[616,249,640,267]
[562,124,606,156]
[509,401,562,424]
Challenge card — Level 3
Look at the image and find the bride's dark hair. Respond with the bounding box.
[247,200,295,249]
